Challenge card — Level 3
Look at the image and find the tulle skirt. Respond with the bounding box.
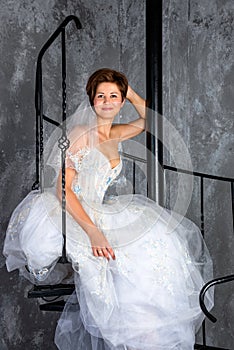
[3,189,214,349]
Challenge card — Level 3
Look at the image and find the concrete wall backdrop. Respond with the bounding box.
[0,0,233,349]
[163,0,234,348]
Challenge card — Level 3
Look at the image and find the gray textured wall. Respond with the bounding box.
[163,1,234,348]
[0,0,233,349]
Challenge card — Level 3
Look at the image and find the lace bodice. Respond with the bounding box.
[68,147,122,204]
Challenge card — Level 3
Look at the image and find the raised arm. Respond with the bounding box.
[112,85,146,141]
[126,85,146,120]
[56,168,115,260]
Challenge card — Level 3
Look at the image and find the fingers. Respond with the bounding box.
[92,246,115,261]
[92,247,99,258]
[102,247,110,260]
[106,247,116,260]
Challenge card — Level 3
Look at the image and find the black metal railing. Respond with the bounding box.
[146,0,233,347]
[164,165,234,349]
[33,15,81,190]
[28,16,81,308]
[32,15,81,265]
[200,274,234,323]
[120,151,234,350]
[146,0,164,205]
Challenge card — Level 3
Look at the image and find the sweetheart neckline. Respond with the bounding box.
[69,145,122,171]
[94,147,122,170]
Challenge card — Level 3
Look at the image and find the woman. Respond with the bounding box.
[4,68,213,349]
[58,68,146,261]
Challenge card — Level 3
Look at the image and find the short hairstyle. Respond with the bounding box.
[86,68,128,106]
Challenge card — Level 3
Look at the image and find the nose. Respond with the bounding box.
[104,96,111,103]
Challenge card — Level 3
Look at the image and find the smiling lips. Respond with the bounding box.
[101,107,114,111]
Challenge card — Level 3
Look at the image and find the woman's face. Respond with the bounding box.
[93,82,125,120]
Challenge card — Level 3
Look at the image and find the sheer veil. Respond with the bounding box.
[44,99,99,184]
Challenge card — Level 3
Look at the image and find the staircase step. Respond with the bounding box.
[39,300,66,312]
[28,283,75,298]
[195,344,229,350]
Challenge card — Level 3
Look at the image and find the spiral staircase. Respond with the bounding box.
[27,14,234,350]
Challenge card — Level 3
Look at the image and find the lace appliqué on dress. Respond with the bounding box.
[66,146,90,172]
[143,238,175,295]
[114,249,133,278]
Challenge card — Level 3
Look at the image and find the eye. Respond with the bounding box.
[110,94,118,98]
[97,94,104,99]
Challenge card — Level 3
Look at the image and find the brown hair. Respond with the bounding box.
[86,68,128,106]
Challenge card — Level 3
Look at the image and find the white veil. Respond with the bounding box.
[44,99,99,184]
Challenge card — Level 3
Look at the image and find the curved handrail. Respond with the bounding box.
[38,15,81,60]
[199,274,234,323]
[33,15,82,191]
[121,152,234,183]
[164,164,234,183]
[35,15,82,112]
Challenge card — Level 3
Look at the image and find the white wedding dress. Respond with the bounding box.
[3,145,213,350]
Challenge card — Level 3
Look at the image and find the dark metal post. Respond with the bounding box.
[231,181,234,235]
[200,175,207,345]
[200,176,204,237]
[146,0,164,204]
[133,161,136,194]
[36,63,44,192]
[59,27,70,263]
[32,63,42,191]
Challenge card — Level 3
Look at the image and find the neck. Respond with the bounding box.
[96,116,114,140]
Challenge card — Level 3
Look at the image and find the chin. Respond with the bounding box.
[96,111,117,120]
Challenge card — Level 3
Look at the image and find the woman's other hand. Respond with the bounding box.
[88,227,116,261]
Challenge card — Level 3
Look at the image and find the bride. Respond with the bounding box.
[3,68,213,349]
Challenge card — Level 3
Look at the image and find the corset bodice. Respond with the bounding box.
[69,147,122,204]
